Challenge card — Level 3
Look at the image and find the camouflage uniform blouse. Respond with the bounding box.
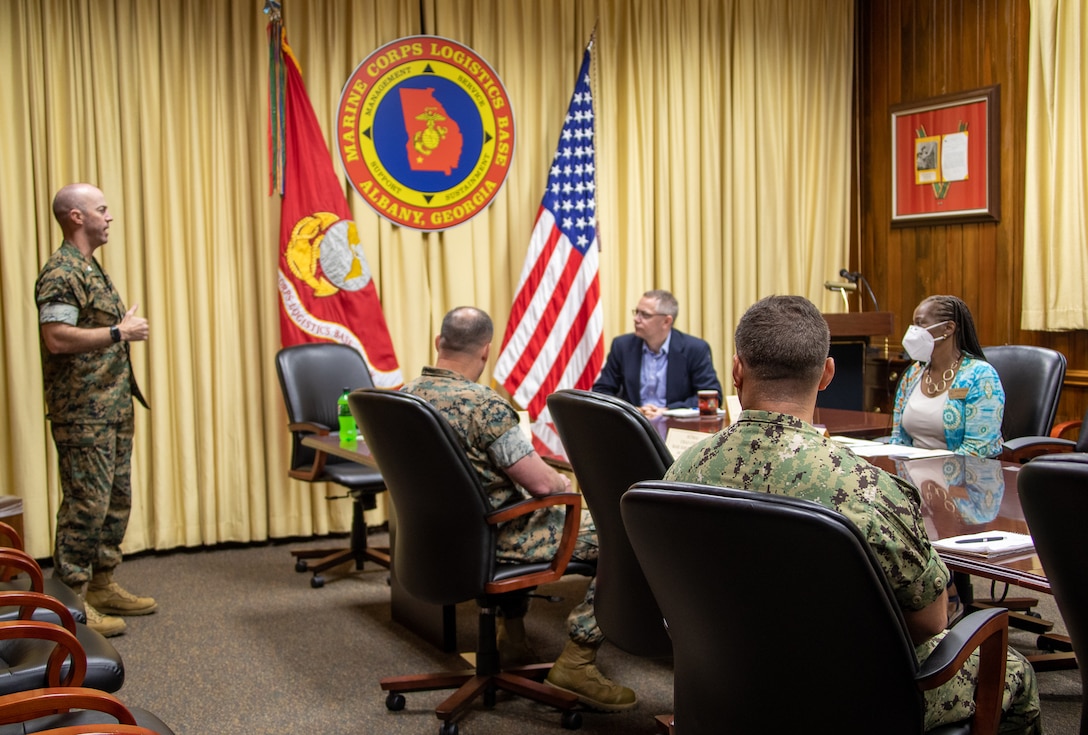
[35,242,138,424]
[403,366,534,510]
[665,409,949,612]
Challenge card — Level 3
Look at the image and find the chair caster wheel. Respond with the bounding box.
[385,692,405,711]
[561,710,582,730]
[310,575,325,588]
[295,559,308,573]
[439,721,458,735]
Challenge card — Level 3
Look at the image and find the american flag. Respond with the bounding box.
[494,44,603,455]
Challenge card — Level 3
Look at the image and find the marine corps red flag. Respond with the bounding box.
[267,6,402,387]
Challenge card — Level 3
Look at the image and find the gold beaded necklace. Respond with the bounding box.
[923,354,962,396]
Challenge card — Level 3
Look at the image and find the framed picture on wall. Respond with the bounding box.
[890,85,1000,227]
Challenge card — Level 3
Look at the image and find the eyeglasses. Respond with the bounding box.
[632,309,667,320]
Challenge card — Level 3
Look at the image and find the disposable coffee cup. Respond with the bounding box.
[698,390,719,416]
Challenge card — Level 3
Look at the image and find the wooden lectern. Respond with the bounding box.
[819,312,897,412]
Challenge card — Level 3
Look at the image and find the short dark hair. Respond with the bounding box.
[438,306,493,354]
[920,295,985,359]
[644,290,678,319]
[734,295,829,386]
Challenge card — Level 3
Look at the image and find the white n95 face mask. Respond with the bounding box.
[902,321,948,363]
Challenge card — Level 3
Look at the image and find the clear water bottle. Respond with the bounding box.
[337,387,357,445]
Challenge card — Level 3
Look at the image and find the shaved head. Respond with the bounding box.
[51,184,112,252]
[52,184,99,230]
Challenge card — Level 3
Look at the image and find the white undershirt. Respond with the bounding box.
[901,381,948,449]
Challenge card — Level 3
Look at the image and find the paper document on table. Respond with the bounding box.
[665,428,708,459]
[846,443,954,459]
[831,436,883,447]
[932,531,1035,558]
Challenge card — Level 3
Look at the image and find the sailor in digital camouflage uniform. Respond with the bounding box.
[36,184,158,638]
[665,295,1040,734]
[403,306,636,711]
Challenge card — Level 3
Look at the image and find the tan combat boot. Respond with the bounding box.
[545,640,638,712]
[68,582,126,638]
[496,615,540,667]
[86,571,158,616]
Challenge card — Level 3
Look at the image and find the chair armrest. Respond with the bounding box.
[485,493,582,592]
[1049,419,1082,440]
[0,621,88,687]
[287,423,332,482]
[0,687,137,727]
[0,547,44,587]
[288,421,331,435]
[0,521,25,550]
[916,608,1008,734]
[0,590,78,632]
[0,548,44,590]
[1000,436,1076,463]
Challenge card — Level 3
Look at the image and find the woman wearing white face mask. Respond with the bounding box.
[889,295,1005,457]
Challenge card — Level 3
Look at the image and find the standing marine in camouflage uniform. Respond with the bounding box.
[665,295,1040,734]
[35,184,158,637]
[403,306,636,712]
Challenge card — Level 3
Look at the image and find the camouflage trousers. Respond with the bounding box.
[50,420,134,587]
[919,629,1041,733]
[496,505,602,645]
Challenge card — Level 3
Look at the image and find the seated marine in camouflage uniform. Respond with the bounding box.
[403,306,636,712]
[665,295,1040,734]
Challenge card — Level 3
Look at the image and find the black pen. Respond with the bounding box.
[954,535,1005,544]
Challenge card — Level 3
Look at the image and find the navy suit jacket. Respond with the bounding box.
[591,329,722,409]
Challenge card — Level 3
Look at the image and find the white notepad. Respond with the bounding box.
[932,531,1035,558]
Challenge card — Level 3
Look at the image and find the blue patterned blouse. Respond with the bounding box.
[889,356,1005,458]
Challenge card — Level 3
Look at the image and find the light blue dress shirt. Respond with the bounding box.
[639,332,672,407]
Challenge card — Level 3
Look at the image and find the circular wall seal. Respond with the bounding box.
[337,36,515,232]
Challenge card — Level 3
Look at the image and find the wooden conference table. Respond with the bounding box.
[303,406,1049,650]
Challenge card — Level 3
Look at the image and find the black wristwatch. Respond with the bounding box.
[110,325,122,343]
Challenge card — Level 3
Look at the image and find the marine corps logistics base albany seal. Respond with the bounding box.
[337,36,515,232]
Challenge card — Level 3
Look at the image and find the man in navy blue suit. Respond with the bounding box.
[592,289,722,418]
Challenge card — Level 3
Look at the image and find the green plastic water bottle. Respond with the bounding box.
[337,387,357,445]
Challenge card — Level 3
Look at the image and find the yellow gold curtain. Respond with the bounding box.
[1022,0,1088,330]
[0,0,851,559]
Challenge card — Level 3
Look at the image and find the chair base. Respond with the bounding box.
[290,499,390,587]
[1028,633,1078,672]
[380,603,581,731]
[291,545,390,587]
[380,663,580,729]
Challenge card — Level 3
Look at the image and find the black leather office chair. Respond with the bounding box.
[0,592,125,696]
[275,343,390,588]
[349,389,586,734]
[0,688,175,735]
[546,389,672,659]
[980,345,1066,453]
[622,480,1009,735]
[1018,453,1088,727]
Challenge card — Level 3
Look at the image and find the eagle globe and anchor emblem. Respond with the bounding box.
[285,212,370,297]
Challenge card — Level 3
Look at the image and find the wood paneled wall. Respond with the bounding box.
[854,0,1088,425]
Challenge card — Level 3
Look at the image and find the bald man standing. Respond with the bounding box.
[35,184,157,637]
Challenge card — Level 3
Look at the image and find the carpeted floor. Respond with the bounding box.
[103,535,1081,735]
